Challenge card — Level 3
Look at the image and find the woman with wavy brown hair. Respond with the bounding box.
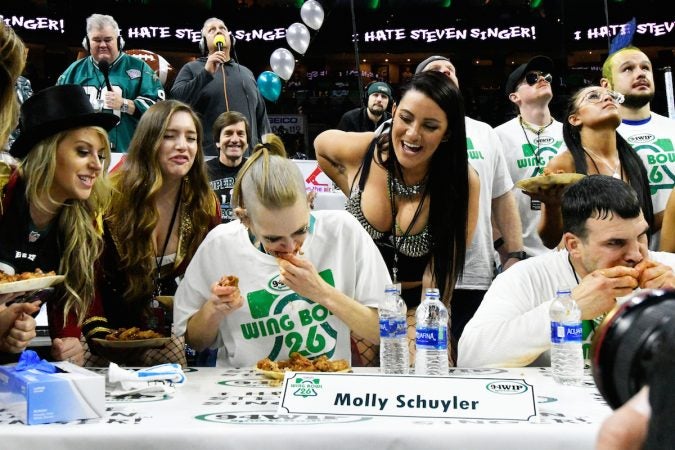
[85,100,220,366]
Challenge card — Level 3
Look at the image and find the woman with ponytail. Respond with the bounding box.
[173,137,390,368]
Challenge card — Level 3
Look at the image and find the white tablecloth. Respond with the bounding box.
[0,367,612,450]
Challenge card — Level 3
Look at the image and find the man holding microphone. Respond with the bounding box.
[171,18,270,156]
[57,13,164,153]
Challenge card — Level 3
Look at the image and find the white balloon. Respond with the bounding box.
[270,48,295,81]
[300,0,324,31]
[286,22,310,55]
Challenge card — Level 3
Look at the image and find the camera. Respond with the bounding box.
[591,288,675,409]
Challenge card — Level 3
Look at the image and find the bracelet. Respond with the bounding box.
[507,251,528,261]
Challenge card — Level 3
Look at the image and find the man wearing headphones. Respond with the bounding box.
[336,81,392,132]
[57,14,165,153]
[171,17,270,157]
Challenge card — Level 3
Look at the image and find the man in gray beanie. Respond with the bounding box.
[336,81,392,132]
[417,55,524,345]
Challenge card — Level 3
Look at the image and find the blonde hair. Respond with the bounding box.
[20,127,112,324]
[232,136,305,219]
[0,22,26,147]
[602,45,642,85]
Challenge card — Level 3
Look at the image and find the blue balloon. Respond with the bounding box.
[257,71,282,102]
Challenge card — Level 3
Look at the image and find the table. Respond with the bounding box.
[0,367,612,450]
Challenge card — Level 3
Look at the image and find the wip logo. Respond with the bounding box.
[627,133,656,145]
[486,380,529,395]
[291,377,322,397]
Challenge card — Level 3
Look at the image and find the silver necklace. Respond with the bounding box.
[584,148,622,179]
[388,170,427,197]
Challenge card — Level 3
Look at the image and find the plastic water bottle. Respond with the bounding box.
[379,283,409,374]
[415,288,449,376]
[549,288,583,385]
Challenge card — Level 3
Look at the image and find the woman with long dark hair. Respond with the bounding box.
[315,71,479,365]
[538,86,654,248]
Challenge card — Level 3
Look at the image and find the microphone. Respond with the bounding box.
[214,35,226,52]
[99,60,113,91]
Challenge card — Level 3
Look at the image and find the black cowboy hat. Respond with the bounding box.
[10,84,119,159]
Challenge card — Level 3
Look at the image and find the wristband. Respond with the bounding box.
[507,251,528,261]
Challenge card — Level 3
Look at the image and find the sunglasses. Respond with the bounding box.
[582,89,625,105]
[523,71,553,86]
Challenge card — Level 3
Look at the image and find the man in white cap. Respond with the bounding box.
[337,81,392,132]
[495,55,564,257]
[416,55,523,341]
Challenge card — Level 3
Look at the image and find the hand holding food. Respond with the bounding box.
[277,255,328,302]
[635,259,675,289]
[208,274,243,317]
[573,266,640,319]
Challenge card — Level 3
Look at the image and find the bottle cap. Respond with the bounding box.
[556,288,572,295]
[425,288,440,298]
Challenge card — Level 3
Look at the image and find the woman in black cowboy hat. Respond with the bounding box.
[0,84,118,365]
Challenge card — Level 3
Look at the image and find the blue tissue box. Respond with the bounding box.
[0,361,105,424]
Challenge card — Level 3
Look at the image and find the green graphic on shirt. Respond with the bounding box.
[516,140,563,177]
[632,139,675,194]
[466,138,484,160]
[242,269,338,360]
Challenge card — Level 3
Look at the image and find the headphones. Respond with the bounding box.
[362,81,375,104]
[82,34,125,52]
[199,32,236,57]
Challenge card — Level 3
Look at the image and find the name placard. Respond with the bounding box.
[279,372,537,421]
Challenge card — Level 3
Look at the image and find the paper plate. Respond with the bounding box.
[515,173,585,192]
[92,337,171,349]
[0,275,65,296]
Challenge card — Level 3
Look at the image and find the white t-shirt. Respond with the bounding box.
[458,249,675,368]
[495,117,564,256]
[457,117,513,290]
[173,210,390,368]
[618,112,675,249]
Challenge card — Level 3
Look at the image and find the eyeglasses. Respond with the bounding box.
[523,71,553,86]
[582,89,625,105]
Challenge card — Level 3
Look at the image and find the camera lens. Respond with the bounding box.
[591,289,675,409]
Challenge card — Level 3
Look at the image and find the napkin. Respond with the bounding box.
[107,362,186,397]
